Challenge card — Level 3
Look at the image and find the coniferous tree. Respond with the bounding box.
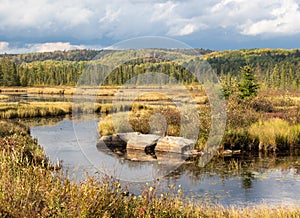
[0,56,19,86]
[238,66,259,99]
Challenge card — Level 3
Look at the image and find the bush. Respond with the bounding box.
[249,97,274,112]
[226,96,259,128]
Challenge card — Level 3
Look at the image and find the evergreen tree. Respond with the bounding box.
[220,72,235,99]
[0,56,19,86]
[280,65,286,90]
[238,66,259,99]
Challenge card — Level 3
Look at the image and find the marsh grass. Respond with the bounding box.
[249,119,300,152]
[27,87,74,95]
[98,106,183,136]
[0,95,8,100]
[0,86,120,96]
[0,102,72,119]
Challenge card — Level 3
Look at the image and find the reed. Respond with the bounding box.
[249,119,300,151]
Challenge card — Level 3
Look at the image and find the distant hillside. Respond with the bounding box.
[0,49,100,64]
[0,48,213,64]
[0,48,299,90]
[204,48,300,90]
[205,48,300,75]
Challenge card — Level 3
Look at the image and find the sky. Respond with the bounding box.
[0,0,300,53]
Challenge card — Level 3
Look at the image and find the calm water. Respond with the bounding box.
[29,116,300,207]
[5,92,299,206]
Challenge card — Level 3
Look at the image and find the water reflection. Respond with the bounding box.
[28,116,300,206]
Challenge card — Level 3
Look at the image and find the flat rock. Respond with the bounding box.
[99,133,195,155]
[155,136,195,153]
[117,132,141,142]
[118,132,161,150]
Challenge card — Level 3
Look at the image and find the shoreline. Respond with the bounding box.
[0,121,300,217]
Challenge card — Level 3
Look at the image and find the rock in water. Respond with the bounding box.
[99,133,195,154]
[117,132,161,150]
[155,136,195,153]
[117,132,141,142]
[97,135,127,152]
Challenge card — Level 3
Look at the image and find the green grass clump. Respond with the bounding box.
[249,119,300,152]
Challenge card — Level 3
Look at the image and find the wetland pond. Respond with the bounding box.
[5,93,300,207]
[28,115,300,207]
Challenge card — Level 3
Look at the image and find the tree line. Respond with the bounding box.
[0,49,299,90]
[206,48,300,90]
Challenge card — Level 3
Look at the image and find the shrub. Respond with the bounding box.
[249,97,274,112]
[226,96,259,128]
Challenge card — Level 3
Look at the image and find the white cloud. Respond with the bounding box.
[0,42,9,53]
[32,42,86,52]
[150,1,177,22]
[0,41,89,54]
[0,0,94,28]
[99,6,121,23]
[241,0,300,36]
[150,1,206,36]
[0,0,208,41]
[178,24,199,36]
[0,0,300,51]
[207,0,300,36]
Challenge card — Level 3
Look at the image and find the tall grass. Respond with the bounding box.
[0,95,8,100]
[249,119,300,151]
[98,106,183,136]
[0,102,72,119]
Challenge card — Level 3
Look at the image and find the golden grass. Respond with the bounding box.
[26,86,74,95]
[0,86,74,95]
[0,87,27,93]
[98,106,183,137]
[98,110,153,136]
[0,86,119,96]
[0,95,8,100]
[0,102,72,118]
[290,96,300,106]
[249,119,300,151]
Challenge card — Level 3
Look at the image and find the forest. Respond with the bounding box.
[0,48,299,90]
